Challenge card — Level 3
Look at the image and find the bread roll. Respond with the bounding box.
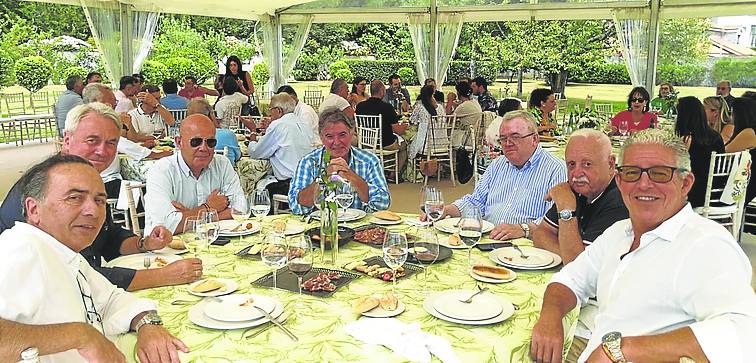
[352,296,379,313]
[168,238,186,250]
[272,220,287,234]
[472,265,513,280]
[447,233,462,246]
[373,210,401,221]
[191,279,224,293]
[379,293,399,311]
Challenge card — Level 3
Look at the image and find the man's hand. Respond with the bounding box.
[144,225,172,251]
[171,201,188,212]
[143,139,157,148]
[326,158,354,180]
[545,182,577,211]
[135,325,188,363]
[206,189,229,212]
[160,258,203,285]
[585,345,613,363]
[75,323,126,363]
[530,314,565,363]
[490,223,525,240]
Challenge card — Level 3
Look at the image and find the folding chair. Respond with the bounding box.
[304,90,323,110]
[2,93,27,116]
[411,114,456,186]
[695,151,750,241]
[355,114,400,184]
[30,91,51,114]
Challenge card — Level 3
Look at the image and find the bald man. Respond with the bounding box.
[144,114,246,234]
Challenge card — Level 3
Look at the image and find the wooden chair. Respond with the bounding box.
[124,181,147,236]
[594,103,613,116]
[411,114,456,186]
[30,91,51,114]
[355,114,400,184]
[107,198,129,230]
[304,90,323,110]
[694,151,750,241]
[3,93,27,116]
[218,104,242,130]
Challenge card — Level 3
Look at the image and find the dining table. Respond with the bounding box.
[116,212,578,362]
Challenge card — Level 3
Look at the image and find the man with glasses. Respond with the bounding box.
[531,129,756,363]
[0,154,188,362]
[424,110,566,240]
[144,114,246,234]
[716,80,736,109]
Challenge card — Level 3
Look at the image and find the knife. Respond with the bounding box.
[253,306,298,341]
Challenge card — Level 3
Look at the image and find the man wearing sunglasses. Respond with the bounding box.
[531,129,756,363]
[144,114,246,234]
[716,80,736,109]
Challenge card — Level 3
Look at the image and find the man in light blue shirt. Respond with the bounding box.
[53,75,84,137]
[159,79,189,110]
[426,110,566,240]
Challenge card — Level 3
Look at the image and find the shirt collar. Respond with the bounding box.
[626,203,694,242]
[586,178,617,204]
[176,151,206,179]
[14,222,80,269]
[510,146,545,170]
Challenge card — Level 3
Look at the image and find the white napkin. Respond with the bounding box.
[405,218,431,227]
[721,151,751,205]
[116,180,142,211]
[344,318,460,363]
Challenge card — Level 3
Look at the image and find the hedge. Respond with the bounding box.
[0,49,15,86]
[711,58,756,88]
[14,56,53,93]
[570,63,630,84]
[656,64,706,86]
[61,66,88,81]
[343,59,416,83]
[397,67,416,85]
[141,60,170,85]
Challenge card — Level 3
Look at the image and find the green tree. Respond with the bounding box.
[15,56,53,92]
[658,18,710,66]
[0,0,90,39]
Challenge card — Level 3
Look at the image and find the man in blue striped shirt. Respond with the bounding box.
[289,109,390,214]
[429,110,566,240]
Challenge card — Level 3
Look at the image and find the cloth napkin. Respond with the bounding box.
[344,318,460,363]
[116,180,142,211]
[721,151,751,205]
[404,218,431,227]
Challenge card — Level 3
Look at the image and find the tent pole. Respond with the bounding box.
[271,14,284,90]
[120,3,133,79]
[644,0,660,94]
[429,0,438,83]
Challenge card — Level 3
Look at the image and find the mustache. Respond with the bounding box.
[571,176,589,184]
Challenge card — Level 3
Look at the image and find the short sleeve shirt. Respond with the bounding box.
[355,97,400,147]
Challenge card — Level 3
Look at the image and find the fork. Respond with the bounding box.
[459,285,488,303]
[245,311,291,339]
[513,244,530,259]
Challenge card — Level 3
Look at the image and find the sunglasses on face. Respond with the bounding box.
[631,98,647,103]
[189,137,217,148]
[616,165,684,183]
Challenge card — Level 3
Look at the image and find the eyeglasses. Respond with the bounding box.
[631,98,647,103]
[498,132,536,145]
[76,271,105,333]
[358,82,367,86]
[189,137,218,148]
[616,165,686,183]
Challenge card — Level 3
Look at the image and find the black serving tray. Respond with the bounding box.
[251,267,361,297]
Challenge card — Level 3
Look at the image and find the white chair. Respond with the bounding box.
[553,92,562,100]
[124,181,147,236]
[695,151,750,241]
[218,104,242,130]
[304,89,323,109]
[106,198,129,230]
[411,114,456,186]
[272,194,290,215]
[355,114,400,184]
[214,146,229,157]
[594,103,613,115]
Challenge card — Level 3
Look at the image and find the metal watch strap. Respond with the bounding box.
[520,223,530,238]
[134,311,162,332]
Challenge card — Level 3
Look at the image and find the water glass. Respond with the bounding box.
[183,218,207,257]
[382,230,408,294]
[288,235,314,299]
[414,228,439,295]
[618,119,629,136]
[335,180,354,216]
[251,190,271,221]
[199,209,220,245]
[458,208,483,272]
[423,187,444,226]
[230,194,252,244]
[261,234,288,289]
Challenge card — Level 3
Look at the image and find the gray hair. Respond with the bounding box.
[501,110,538,133]
[319,108,354,133]
[619,128,691,173]
[330,79,347,94]
[370,80,385,96]
[19,154,92,219]
[65,75,82,91]
[64,103,122,134]
[186,98,214,118]
[269,93,296,114]
[81,83,111,104]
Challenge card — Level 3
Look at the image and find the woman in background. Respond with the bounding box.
[409,85,447,161]
[703,96,733,143]
[224,55,255,97]
[348,76,369,108]
[610,86,657,135]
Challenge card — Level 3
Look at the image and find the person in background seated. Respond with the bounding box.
[186,98,240,164]
[703,96,733,143]
[86,71,102,84]
[214,77,249,129]
[484,98,523,145]
[531,129,756,363]
[674,96,725,208]
[289,109,390,214]
[446,81,482,148]
[649,81,675,115]
[54,75,84,138]
[126,85,176,142]
[422,110,566,240]
[348,76,369,108]
[144,114,246,234]
[408,85,446,162]
[610,86,657,135]
[114,75,138,113]
[725,97,756,204]
[528,88,557,135]
[319,78,355,120]
[160,79,189,110]
[424,78,445,103]
[355,80,408,177]
[179,76,219,100]
[276,85,320,145]
[471,76,498,113]
[716,79,736,109]
[743,91,756,101]
[383,74,411,113]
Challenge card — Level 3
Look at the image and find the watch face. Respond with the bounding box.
[602,331,621,343]
[559,210,574,220]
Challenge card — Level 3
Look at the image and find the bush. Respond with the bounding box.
[293,44,344,81]
[141,60,170,85]
[342,59,415,83]
[397,67,417,85]
[711,58,756,88]
[61,66,88,81]
[14,56,53,92]
[446,61,471,85]
[570,62,630,84]
[252,62,270,89]
[656,63,706,86]
[333,68,354,82]
[0,49,14,86]
[328,60,350,80]
[161,57,194,85]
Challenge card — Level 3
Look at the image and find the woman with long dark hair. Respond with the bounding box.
[725,97,756,203]
[224,55,255,97]
[409,85,446,160]
[610,86,657,135]
[674,96,724,207]
[348,76,369,108]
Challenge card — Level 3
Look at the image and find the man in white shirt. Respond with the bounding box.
[247,92,316,203]
[214,76,249,129]
[276,85,320,145]
[318,78,355,120]
[145,114,246,234]
[126,85,176,142]
[530,129,756,363]
[0,154,188,362]
[114,76,138,113]
[101,136,172,198]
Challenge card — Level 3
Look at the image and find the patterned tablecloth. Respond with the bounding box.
[119,213,578,362]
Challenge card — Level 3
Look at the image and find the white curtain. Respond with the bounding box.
[80,0,160,85]
[407,14,430,83]
[407,13,464,85]
[613,9,648,87]
[435,13,464,85]
[283,15,314,82]
[258,16,276,91]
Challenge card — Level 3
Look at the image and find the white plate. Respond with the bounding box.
[432,290,504,321]
[369,217,403,225]
[283,223,306,235]
[311,208,367,222]
[154,245,189,255]
[361,301,406,318]
[203,294,278,322]
[469,268,517,284]
[218,220,262,237]
[423,292,515,325]
[438,236,468,250]
[188,299,284,330]
[495,246,554,267]
[433,218,495,234]
[187,278,239,297]
[105,253,182,270]
[489,247,563,270]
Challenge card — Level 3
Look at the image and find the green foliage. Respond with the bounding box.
[328,61,350,77]
[0,0,90,39]
[571,62,630,84]
[61,66,88,81]
[658,18,710,66]
[141,60,170,85]
[342,59,415,83]
[472,61,501,84]
[0,48,14,86]
[397,67,417,85]
[252,63,270,88]
[161,57,195,85]
[356,24,414,60]
[293,44,344,81]
[447,61,472,85]
[227,41,255,63]
[656,64,706,86]
[14,56,52,92]
[711,58,756,88]
[148,18,224,82]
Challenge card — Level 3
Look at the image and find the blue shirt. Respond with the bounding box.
[453,146,567,225]
[160,94,189,110]
[214,128,241,163]
[288,146,391,215]
[53,90,83,136]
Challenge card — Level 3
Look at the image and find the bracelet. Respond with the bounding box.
[137,236,148,252]
[202,203,210,211]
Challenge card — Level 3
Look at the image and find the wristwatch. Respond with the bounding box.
[134,310,163,332]
[520,223,530,238]
[601,331,627,363]
[559,209,577,221]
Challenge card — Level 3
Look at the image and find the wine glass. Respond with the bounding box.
[382,230,408,294]
[618,119,629,136]
[423,187,445,227]
[458,208,483,272]
[199,209,220,246]
[261,233,288,289]
[335,180,354,217]
[288,235,313,300]
[414,228,439,295]
[183,218,207,258]
[251,190,271,222]
[230,194,251,244]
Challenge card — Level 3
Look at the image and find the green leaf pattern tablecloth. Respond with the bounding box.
[121,214,578,362]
